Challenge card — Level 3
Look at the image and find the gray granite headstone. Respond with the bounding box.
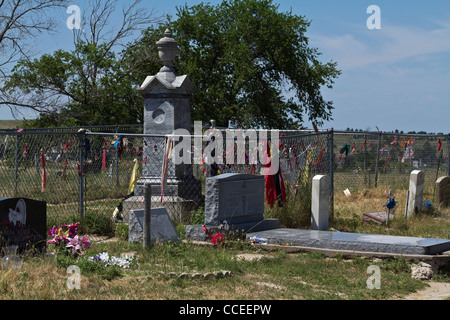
[406,170,424,218]
[128,207,179,245]
[205,173,265,225]
[186,173,279,241]
[435,176,450,208]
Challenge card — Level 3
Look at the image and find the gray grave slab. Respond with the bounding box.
[128,207,179,245]
[186,218,279,242]
[246,228,450,255]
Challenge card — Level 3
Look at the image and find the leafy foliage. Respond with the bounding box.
[6,0,340,129]
[169,0,341,128]
[5,41,143,127]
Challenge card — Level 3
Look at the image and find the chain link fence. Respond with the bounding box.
[0,125,448,238]
[333,131,449,193]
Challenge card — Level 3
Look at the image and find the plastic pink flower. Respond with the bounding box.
[81,236,91,250]
[66,235,82,255]
[64,222,81,237]
[211,233,224,245]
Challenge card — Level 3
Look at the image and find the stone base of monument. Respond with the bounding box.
[127,177,204,224]
[186,218,279,242]
[245,228,450,255]
[122,195,203,224]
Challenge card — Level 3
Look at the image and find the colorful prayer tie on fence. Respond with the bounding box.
[41,148,46,192]
[128,159,139,194]
[102,140,108,171]
[161,136,174,202]
[264,140,286,208]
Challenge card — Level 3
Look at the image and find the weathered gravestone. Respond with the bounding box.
[122,29,203,224]
[128,207,179,245]
[311,175,329,231]
[0,198,46,252]
[406,170,425,218]
[435,176,450,208]
[186,173,279,241]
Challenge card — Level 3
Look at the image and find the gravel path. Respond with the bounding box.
[403,282,450,300]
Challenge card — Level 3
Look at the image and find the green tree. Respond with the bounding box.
[3,0,162,127]
[5,41,143,126]
[5,0,340,129]
[127,0,340,129]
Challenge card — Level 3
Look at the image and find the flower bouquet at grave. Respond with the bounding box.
[47,222,91,257]
[87,252,135,269]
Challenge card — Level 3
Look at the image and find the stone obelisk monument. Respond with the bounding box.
[124,29,202,223]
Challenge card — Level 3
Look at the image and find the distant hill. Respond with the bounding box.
[0,120,24,129]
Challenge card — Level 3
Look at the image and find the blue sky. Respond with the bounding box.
[3,0,450,133]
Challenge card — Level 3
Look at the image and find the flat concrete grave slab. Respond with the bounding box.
[246,228,450,255]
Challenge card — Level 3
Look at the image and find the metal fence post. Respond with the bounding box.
[78,128,86,219]
[14,134,18,196]
[374,132,381,188]
[328,128,334,222]
[363,134,367,185]
[143,183,152,249]
[115,126,119,186]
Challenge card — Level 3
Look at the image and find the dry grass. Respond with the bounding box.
[0,120,23,129]
[333,186,450,239]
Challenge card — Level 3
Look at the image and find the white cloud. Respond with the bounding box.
[313,22,450,70]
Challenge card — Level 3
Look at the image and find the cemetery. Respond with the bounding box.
[0,27,449,302]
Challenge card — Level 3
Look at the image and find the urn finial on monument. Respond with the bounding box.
[155,28,178,82]
[156,29,177,67]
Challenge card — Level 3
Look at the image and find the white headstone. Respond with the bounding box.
[311,175,330,231]
[435,176,450,208]
[406,170,424,218]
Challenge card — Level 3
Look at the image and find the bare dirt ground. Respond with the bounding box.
[403,281,450,300]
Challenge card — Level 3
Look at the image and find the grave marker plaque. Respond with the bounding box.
[205,173,265,225]
[128,207,179,245]
[186,173,279,241]
[0,198,47,252]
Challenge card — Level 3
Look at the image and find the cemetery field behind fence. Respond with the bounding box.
[0,125,448,239]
